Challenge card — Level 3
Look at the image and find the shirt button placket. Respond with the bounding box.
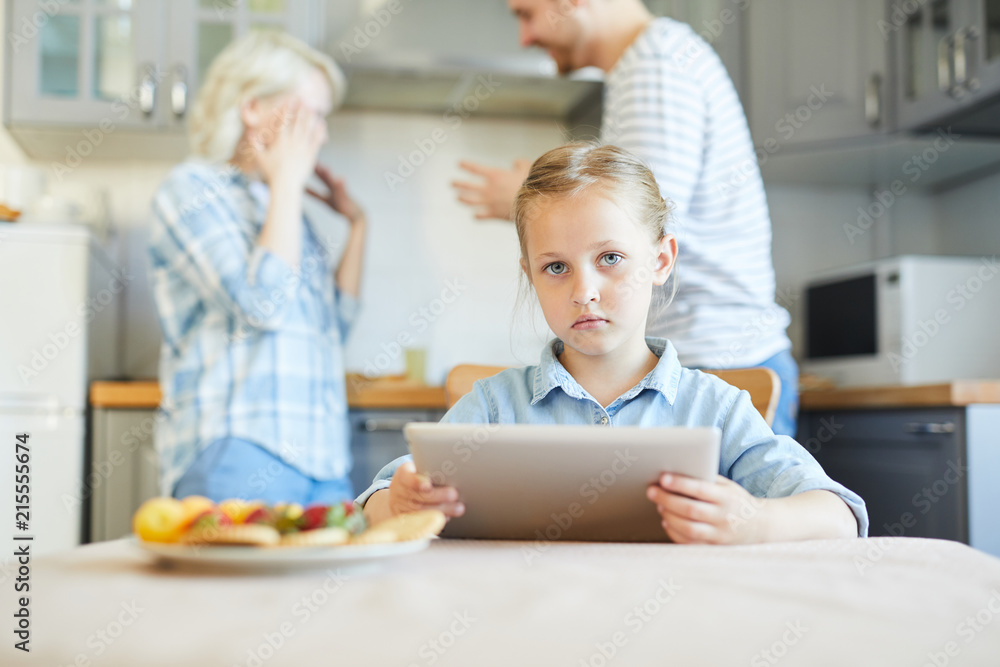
[600,415,610,426]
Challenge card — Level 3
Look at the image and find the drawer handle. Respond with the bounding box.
[362,418,411,433]
[905,422,955,434]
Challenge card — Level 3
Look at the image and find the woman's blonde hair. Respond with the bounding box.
[188,30,347,163]
[512,142,674,264]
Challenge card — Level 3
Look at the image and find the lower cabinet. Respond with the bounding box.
[348,409,446,497]
[88,406,444,542]
[798,405,1000,558]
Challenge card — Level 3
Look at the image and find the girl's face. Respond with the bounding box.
[521,187,677,359]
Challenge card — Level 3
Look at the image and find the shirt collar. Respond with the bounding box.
[531,336,682,406]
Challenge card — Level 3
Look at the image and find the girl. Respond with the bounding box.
[149,31,366,505]
[359,144,866,544]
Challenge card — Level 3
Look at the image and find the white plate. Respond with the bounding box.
[132,536,431,570]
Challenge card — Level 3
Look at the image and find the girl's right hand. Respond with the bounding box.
[257,100,325,191]
[388,462,465,518]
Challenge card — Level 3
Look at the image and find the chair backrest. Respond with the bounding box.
[702,368,781,427]
[445,364,509,409]
[445,364,782,427]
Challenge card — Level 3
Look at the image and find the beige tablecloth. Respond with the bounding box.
[5,537,1000,666]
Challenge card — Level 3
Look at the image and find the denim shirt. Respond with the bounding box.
[357,337,869,537]
[149,161,359,495]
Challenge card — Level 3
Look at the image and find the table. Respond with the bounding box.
[6,537,1000,666]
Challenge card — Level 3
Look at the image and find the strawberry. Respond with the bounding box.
[188,508,232,536]
[297,505,329,531]
[244,507,275,526]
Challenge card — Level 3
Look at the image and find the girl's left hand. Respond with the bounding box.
[646,474,769,545]
[307,164,365,224]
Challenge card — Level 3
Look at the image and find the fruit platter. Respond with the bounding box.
[131,496,445,569]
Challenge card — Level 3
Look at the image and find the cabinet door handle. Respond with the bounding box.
[953,29,968,94]
[865,73,882,128]
[138,63,157,117]
[965,26,981,92]
[170,65,188,118]
[938,35,954,93]
[905,422,955,434]
[362,418,412,433]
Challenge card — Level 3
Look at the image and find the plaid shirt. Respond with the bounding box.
[148,161,358,495]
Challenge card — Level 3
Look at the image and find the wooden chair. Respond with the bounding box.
[444,364,782,427]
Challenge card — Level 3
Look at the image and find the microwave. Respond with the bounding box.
[802,256,1000,388]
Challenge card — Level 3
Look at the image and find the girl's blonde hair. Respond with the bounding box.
[512,142,674,264]
[188,30,347,163]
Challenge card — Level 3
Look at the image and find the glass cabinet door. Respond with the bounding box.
[8,0,163,127]
[963,0,1000,103]
[162,0,319,129]
[893,0,968,128]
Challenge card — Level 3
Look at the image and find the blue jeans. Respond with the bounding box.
[753,349,800,438]
[172,437,353,505]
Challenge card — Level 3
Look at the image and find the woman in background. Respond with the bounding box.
[149,31,367,504]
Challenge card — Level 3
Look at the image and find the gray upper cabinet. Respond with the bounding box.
[5,0,322,157]
[892,0,1000,132]
[8,0,164,128]
[746,0,891,145]
[892,0,968,129]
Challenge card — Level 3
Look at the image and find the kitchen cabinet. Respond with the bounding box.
[348,408,445,497]
[87,404,444,542]
[89,406,159,543]
[799,405,1000,558]
[746,0,891,145]
[891,0,1000,133]
[5,0,323,158]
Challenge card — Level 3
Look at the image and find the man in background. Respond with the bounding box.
[452,0,799,436]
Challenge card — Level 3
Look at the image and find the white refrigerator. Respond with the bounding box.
[0,223,120,557]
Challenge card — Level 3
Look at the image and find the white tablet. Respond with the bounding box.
[404,423,721,543]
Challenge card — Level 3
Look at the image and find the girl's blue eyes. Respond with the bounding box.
[543,253,623,275]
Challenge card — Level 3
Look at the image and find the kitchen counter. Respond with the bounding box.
[799,380,1000,410]
[89,376,448,410]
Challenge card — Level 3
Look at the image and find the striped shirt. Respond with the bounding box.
[148,161,358,495]
[601,18,791,369]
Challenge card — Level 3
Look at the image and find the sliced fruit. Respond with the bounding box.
[179,495,215,526]
[218,499,262,524]
[133,497,187,543]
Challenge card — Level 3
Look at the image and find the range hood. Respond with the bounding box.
[327,0,603,123]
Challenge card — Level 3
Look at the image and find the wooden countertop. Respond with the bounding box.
[799,380,1000,410]
[90,375,447,410]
